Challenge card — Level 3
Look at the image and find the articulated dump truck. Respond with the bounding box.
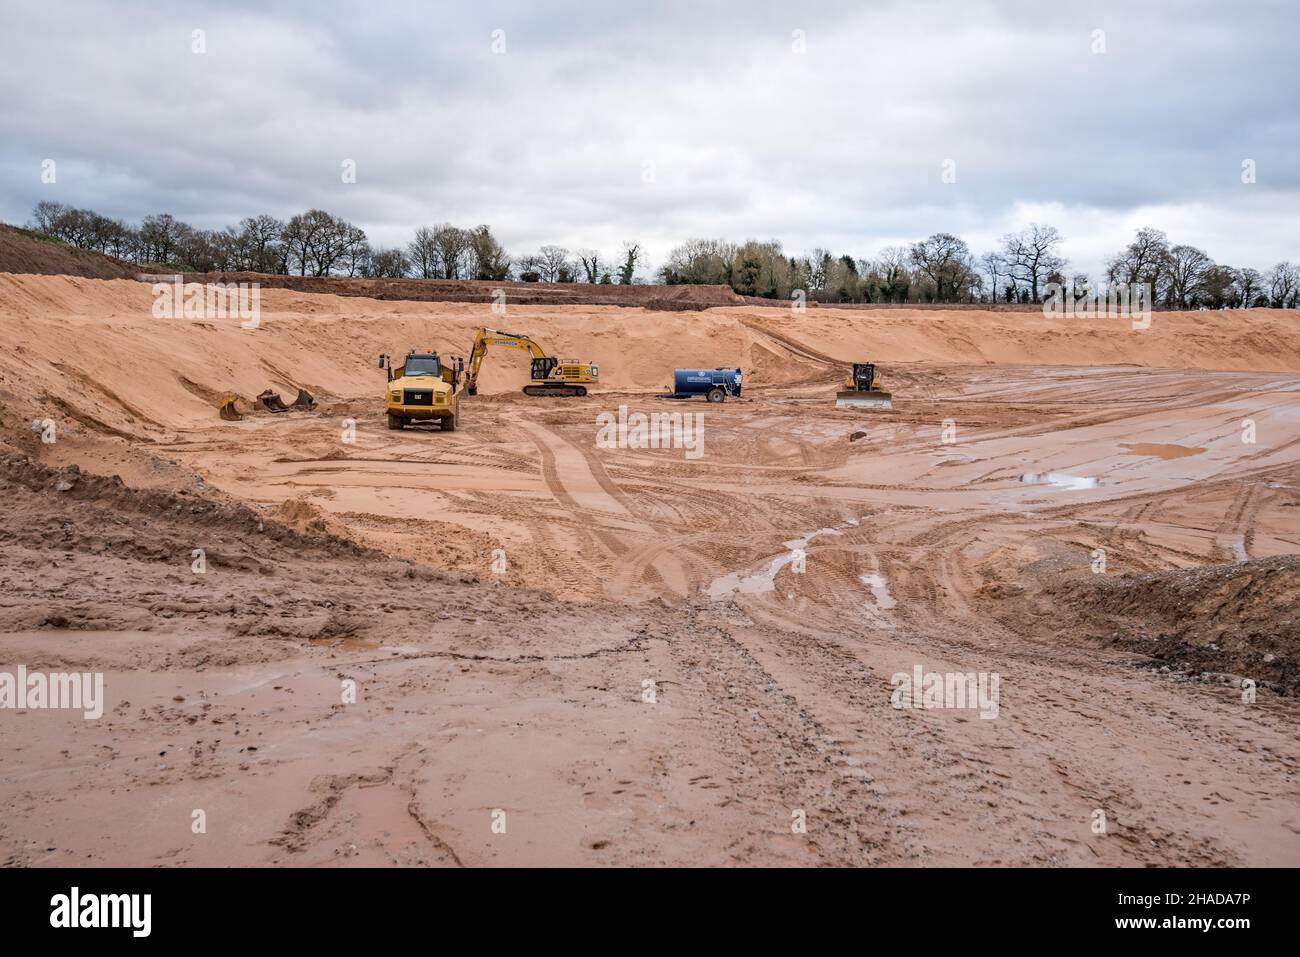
[379,350,464,431]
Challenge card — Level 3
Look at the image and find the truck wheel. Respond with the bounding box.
[441,409,458,432]
[707,387,726,403]
[387,413,404,430]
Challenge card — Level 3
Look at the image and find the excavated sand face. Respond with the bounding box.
[1,275,1299,867]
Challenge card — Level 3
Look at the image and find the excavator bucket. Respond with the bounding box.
[218,394,244,421]
[291,388,316,410]
[836,390,893,410]
[256,389,290,413]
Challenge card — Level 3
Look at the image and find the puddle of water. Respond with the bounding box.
[1119,443,1205,460]
[309,636,381,651]
[707,527,844,599]
[859,573,896,610]
[1019,472,1099,490]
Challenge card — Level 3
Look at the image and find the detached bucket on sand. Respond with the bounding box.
[218,394,245,421]
[255,389,290,413]
[836,390,893,410]
[291,388,316,410]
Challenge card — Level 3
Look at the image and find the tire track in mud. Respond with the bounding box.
[1213,481,1263,562]
[708,589,1253,865]
[521,421,580,512]
[668,605,901,865]
[513,415,701,600]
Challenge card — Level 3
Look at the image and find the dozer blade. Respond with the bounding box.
[256,389,290,413]
[218,394,244,421]
[291,388,316,410]
[836,390,893,410]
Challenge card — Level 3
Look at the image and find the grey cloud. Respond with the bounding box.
[2,0,1297,280]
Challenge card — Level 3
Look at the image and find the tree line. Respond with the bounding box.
[659,226,1299,308]
[23,201,1298,307]
[25,201,643,285]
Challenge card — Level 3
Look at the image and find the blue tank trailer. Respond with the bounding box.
[657,368,743,403]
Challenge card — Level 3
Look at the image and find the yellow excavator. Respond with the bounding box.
[464,327,598,397]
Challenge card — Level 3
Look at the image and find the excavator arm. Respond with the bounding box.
[464,327,558,396]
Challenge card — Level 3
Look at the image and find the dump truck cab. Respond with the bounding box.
[380,351,463,431]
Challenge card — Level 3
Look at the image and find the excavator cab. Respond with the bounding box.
[531,356,559,382]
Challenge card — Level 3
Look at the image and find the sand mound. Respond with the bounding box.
[0,453,373,560]
[0,224,138,279]
[0,274,1297,441]
[1047,557,1300,691]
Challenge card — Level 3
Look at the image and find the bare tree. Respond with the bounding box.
[517,255,543,281]
[431,224,470,279]
[342,237,372,277]
[874,246,912,302]
[281,211,324,276]
[980,251,1005,304]
[232,214,285,272]
[577,249,602,284]
[28,201,69,235]
[366,248,410,278]
[808,248,831,292]
[658,238,734,285]
[1000,224,1065,303]
[537,245,569,283]
[1200,264,1238,309]
[137,213,190,264]
[618,242,641,284]
[1165,244,1215,307]
[1106,227,1172,298]
[1233,267,1264,307]
[1267,262,1299,308]
[466,225,510,280]
[407,227,439,279]
[281,210,365,277]
[909,233,977,302]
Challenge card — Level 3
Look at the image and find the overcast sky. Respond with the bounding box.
[2,0,1297,280]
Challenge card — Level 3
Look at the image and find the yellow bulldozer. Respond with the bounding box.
[379,350,464,431]
[464,327,598,397]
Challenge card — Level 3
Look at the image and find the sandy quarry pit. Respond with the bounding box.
[1,274,1298,867]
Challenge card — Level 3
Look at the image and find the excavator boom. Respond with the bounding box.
[464,327,598,397]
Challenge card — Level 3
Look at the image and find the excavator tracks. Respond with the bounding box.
[522,384,587,397]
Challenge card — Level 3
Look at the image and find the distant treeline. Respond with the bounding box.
[24,202,1299,308]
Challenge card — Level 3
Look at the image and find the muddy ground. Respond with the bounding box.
[1,277,1298,867]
